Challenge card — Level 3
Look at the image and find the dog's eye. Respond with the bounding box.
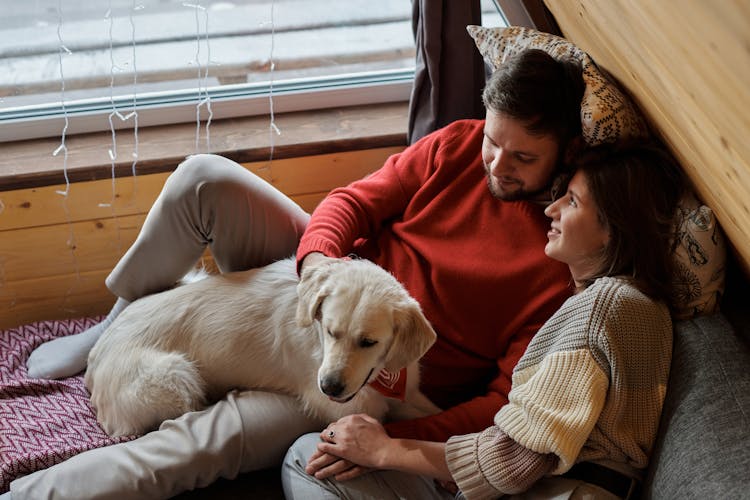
[359,338,378,348]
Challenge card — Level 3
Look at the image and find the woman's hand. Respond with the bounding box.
[306,414,392,480]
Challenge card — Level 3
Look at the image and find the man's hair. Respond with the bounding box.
[482,49,585,150]
[573,144,685,305]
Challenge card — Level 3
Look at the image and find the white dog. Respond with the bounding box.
[85,256,440,437]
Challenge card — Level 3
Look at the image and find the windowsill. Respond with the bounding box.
[0,101,409,191]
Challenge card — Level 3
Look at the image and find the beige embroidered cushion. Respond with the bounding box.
[672,192,726,319]
[467,25,650,146]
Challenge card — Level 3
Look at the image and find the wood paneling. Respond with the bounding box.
[0,147,402,329]
[545,0,750,273]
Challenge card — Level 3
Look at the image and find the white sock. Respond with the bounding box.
[26,297,130,379]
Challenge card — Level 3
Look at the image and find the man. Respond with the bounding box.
[10,48,583,499]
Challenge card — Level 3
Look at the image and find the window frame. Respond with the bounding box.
[0,68,413,143]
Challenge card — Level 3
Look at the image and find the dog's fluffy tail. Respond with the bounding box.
[100,349,207,437]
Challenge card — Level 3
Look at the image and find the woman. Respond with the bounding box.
[282,144,685,500]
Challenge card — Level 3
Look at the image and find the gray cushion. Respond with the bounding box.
[644,313,750,498]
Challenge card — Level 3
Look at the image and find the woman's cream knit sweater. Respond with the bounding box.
[446,276,672,499]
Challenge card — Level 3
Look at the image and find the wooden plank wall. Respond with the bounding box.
[0,147,401,329]
[545,0,750,274]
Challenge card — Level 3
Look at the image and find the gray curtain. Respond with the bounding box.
[407,0,486,144]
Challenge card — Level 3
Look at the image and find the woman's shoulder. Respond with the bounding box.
[587,276,657,305]
[582,278,673,383]
[585,276,671,331]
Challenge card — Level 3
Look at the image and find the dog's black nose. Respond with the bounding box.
[320,377,345,398]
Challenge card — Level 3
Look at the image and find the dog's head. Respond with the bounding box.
[296,257,436,403]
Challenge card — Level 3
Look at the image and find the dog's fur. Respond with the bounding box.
[85,256,440,437]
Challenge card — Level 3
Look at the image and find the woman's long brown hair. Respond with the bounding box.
[572,143,686,306]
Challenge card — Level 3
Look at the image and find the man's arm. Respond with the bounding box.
[294,131,443,272]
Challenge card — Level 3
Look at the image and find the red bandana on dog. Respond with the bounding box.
[368,368,407,401]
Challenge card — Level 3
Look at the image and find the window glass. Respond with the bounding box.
[0,1,506,141]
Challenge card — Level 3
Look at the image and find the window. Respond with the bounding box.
[0,1,506,143]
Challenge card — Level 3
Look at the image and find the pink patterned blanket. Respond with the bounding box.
[0,318,135,493]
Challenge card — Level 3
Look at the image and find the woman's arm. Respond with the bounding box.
[307,413,453,482]
[306,413,559,497]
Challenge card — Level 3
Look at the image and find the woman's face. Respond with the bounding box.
[544,170,610,284]
[482,109,561,201]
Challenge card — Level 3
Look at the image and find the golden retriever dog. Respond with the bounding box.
[85,256,440,437]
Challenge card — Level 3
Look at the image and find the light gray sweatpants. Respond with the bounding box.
[107,153,310,300]
[282,433,460,500]
[282,434,622,500]
[10,154,326,499]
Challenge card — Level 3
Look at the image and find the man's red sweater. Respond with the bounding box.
[296,119,572,442]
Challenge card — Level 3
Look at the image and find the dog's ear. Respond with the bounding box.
[384,298,437,371]
[295,263,332,327]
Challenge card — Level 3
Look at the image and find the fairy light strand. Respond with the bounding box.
[53,0,82,294]
[268,0,280,167]
[103,3,118,211]
[130,2,141,180]
[53,0,71,199]
[101,1,125,255]
[185,1,212,153]
[201,4,213,152]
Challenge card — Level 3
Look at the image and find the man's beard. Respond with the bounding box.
[485,173,549,202]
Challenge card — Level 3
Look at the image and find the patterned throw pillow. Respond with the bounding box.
[672,192,726,319]
[467,25,650,146]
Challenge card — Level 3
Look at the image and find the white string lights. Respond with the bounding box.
[104,2,120,211]
[101,0,142,254]
[185,1,213,154]
[129,3,141,179]
[101,1,141,195]
[44,0,283,276]
[27,0,292,321]
[52,0,81,290]
[256,0,279,179]
[53,0,71,199]
[268,0,281,165]
[104,1,141,210]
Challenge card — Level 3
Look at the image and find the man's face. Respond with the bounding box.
[481,109,561,201]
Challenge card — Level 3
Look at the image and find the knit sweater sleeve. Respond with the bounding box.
[495,349,609,474]
[446,428,558,499]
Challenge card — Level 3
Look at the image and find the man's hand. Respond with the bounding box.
[299,252,330,274]
[305,449,370,481]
